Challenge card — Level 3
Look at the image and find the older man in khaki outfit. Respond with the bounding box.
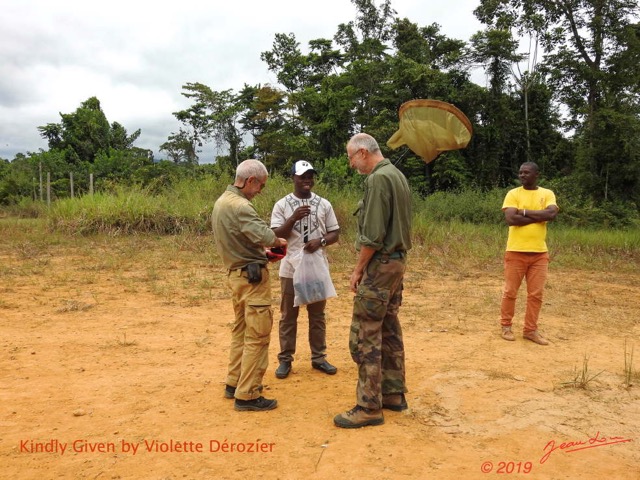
[212,159,287,412]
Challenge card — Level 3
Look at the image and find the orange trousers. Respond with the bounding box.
[500,251,549,333]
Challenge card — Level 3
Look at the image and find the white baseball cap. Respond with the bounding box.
[291,160,317,176]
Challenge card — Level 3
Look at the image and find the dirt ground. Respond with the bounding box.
[1,232,639,479]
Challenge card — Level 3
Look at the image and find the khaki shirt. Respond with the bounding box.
[355,159,412,254]
[211,185,277,270]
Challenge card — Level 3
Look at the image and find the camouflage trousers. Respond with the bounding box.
[349,256,407,410]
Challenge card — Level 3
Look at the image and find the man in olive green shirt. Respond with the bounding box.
[334,133,412,429]
[211,159,287,412]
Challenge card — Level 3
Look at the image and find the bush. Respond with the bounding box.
[7,174,635,240]
[416,188,506,225]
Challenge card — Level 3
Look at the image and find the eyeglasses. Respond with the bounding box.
[251,177,266,190]
[347,148,364,161]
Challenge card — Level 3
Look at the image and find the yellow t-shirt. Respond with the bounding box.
[502,186,558,252]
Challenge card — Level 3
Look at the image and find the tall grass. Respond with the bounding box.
[2,174,638,271]
[415,189,506,225]
[549,228,640,268]
[48,176,231,235]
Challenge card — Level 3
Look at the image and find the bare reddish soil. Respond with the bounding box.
[1,234,638,479]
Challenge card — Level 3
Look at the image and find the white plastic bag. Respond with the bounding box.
[293,250,337,307]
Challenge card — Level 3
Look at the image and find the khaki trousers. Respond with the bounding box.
[500,251,549,333]
[226,267,273,400]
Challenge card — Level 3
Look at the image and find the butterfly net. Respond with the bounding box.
[387,99,473,163]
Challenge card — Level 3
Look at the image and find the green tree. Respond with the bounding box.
[109,122,141,151]
[0,150,70,203]
[38,97,111,164]
[468,28,525,185]
[160,129,199,165]
[0,155,35,204]
[238,84,307,172]
[258,0,483,191]
[170,83,245,166]
[26,97,149,199]
[475,0,640,204]
[388,18,472,192]
[260,33,310,94]
[93,148,154,186]
[260,32,348,163]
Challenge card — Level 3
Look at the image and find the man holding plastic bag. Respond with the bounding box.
[270,161,340,379]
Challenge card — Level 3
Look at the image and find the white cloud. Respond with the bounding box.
[0,0,483,160]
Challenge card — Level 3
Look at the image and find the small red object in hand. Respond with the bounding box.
[266,245,287,262]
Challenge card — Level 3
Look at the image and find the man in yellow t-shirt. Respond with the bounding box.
[500,162,559,345]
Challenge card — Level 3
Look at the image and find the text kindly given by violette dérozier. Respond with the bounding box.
[19,438,275,456]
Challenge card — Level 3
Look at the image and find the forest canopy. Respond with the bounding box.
[1,0,638,224]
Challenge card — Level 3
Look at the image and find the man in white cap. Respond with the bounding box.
[270,160,340,379]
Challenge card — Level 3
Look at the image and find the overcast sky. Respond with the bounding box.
[0,0,484,161]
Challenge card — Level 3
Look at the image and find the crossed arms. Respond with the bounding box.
[503,205,559,226]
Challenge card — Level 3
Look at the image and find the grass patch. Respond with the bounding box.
[1,175,639,275]
[560,354,605,389]
[624,339,636,388]
[117,332,137,347]
[56,300,95,313]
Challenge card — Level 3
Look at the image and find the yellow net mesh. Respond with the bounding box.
[387,99,473,163]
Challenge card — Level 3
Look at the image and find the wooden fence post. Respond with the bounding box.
[39,162,43,201]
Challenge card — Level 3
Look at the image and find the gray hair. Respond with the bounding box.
[235,159,268,182]
[348,133,381,154]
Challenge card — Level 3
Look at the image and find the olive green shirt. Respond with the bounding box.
[355,158,412,254]
[211,185,277,270]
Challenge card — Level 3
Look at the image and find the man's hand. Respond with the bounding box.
[350,269,364,293]
[291,205,311,221]
[272,207,311,239]
[304,230,339,253]
[504,205,558,226]
[350,246,376,293]
[303,238,323,253]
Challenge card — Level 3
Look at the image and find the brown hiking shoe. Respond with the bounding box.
[501,326,515,341]
[523,330,549,345]
[334,405,384,429]
[382,393,408,411]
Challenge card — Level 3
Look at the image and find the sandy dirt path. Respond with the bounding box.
[1,235,638,479]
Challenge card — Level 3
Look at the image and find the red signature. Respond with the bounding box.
[540,431,632,464]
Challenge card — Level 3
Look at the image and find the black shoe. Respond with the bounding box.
[275,361,291,379]
[234,396,278,412]
[382,393,408,411]
[312,360,337,375]
[224,384,236,399]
